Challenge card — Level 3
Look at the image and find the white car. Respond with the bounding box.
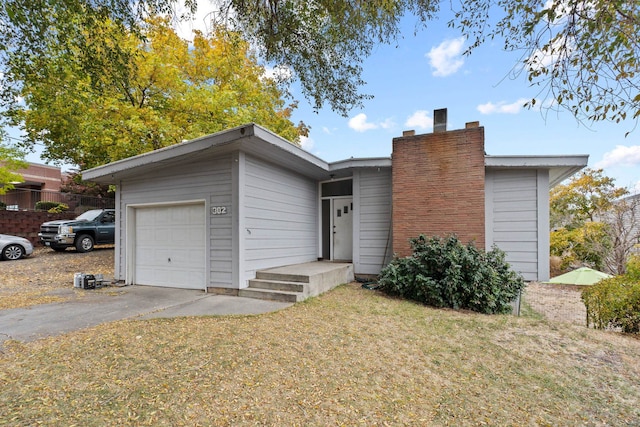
[0,234,34,261]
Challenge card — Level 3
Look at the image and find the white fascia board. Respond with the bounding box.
[328,157,392,171]
[484,154,589,168]
[82,125,251,182]
[485,154,589,188]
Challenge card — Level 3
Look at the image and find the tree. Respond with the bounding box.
[2,0,637,121]
[550,168,628,229]
[5,17,306,168]
[0,138,27,195]
[0,0,640,121]
[600,195,640,275]
[550,168,639,275]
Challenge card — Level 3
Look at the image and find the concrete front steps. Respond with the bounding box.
[238,261,354,302]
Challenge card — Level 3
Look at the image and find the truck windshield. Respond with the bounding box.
[75,210,103,221]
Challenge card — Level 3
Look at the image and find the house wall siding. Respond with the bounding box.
[353,168,393,275]
[485,168,547,281]
[242,154,318,285]
[117,155,232,286]
[392,126,486,257]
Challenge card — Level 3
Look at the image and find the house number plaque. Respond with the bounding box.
[211,206,228,215]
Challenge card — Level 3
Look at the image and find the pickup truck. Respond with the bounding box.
[38,209,115,252]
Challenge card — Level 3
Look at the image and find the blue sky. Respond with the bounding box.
[13,5,640,192]
[281,14,640,192]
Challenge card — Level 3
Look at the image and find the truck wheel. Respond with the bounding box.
[2,244,24,260]
[51,244,67,252]
[75,234,95,253]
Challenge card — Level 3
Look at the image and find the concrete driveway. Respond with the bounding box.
[0,285,291,347]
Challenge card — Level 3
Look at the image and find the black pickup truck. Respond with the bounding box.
[38,209,116,252]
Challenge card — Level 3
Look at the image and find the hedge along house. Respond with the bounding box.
[83,111,588,297]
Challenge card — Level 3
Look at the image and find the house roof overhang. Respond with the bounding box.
[83,124,587,188]
[484,155,589,187]
[82,124,333,183]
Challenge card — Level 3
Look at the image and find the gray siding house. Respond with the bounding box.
[83,118,587,292]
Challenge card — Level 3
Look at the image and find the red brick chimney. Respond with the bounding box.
[391,111,485,257]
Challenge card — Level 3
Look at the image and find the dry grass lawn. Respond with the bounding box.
[1,280,639,426]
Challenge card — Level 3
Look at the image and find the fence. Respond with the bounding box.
[0,188,114,213]
[521,282,588,326]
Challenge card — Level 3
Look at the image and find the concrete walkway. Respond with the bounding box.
[0,285,292,347]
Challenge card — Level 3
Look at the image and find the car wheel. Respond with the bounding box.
[75,234,95,253]
[51,244,67,252]
[2,244,24,260]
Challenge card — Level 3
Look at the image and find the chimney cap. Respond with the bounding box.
[402,130,416,137]
[465,121,480,129]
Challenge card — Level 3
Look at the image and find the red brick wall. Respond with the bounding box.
[0,210,75,245]
[392,125,485,257]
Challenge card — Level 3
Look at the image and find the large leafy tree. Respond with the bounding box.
[2,0,637,121]
[4,16,306,168]
[549,168,636,274]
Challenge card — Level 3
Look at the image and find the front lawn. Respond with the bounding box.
[1,283,639,426]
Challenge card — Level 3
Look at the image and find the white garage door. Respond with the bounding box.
[134,204,206,289]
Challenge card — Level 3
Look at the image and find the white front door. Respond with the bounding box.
[134,204,205,289]
[332,198,353,260]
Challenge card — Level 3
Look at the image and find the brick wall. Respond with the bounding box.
[392,124,485,257]
[0,210,76,245]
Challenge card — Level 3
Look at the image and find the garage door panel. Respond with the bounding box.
[135,204,206,289]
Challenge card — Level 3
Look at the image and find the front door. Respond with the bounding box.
[332,198,353,260]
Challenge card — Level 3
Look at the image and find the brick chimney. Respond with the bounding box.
[392,110,485,257]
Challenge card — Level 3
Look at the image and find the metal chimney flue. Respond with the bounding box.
[434,108,447,133]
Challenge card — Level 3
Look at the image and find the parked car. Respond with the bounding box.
[0,234,34,261]
[38,209,116,253]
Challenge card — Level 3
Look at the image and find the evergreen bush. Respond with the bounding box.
[378,235,525,314]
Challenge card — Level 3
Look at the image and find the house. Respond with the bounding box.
[1,162,63,210]
[82,111,588,294]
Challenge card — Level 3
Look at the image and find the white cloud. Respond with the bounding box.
[348,113,394,132]
[595,145,640,169]
[322,126,332,135]
[427,37,465,77]
[380,118,396,130]
[477,98,529,115]
[405,110,433,130]
[299,135,315,151]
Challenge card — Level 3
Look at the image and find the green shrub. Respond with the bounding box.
[625,254,640,281]
[48,203,69,213]
[378,235,525,314]
[35,201,69,212]
[582,276,640,334]
[0,201,5,210]
[35,201,60,211]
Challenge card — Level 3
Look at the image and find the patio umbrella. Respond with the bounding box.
[545,267,612,286]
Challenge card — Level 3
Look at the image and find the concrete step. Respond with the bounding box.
[248,278,306,293]
[238,287,302,303]
[255,271,310,283]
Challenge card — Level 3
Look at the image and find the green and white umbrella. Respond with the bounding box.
[545,267,612,286]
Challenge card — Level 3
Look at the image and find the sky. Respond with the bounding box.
[12,3,640,192]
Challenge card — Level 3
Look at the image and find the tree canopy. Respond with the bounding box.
[3,0,637,122]
[0,140,26,195]
[2,15,306,169]
[549,168,639,274]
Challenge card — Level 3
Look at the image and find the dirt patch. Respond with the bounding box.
[523,282,587,326]
[0,246,114,309]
